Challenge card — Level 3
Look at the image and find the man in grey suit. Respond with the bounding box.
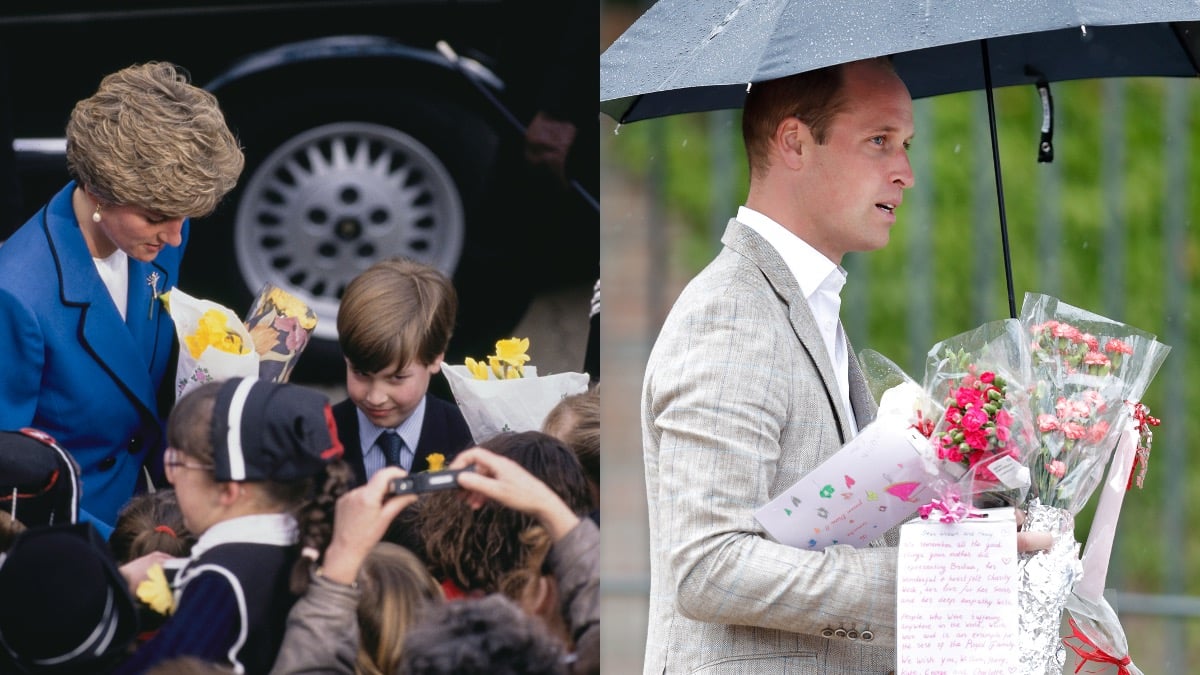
[642,57,916,674]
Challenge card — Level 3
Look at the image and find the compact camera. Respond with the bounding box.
[389,465,475,495]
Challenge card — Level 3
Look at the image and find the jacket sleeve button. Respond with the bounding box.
[821,628,834,638]
[847,630,859,640]
[861,630,874,641]
[834,628,847,638]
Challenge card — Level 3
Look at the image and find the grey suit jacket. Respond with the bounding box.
[642,219,900,674]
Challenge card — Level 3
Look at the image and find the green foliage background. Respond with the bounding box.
[604,77,1200,604]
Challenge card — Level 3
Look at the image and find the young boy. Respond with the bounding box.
[333,256,474,486]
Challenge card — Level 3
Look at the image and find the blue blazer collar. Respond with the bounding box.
[43,182,171,414]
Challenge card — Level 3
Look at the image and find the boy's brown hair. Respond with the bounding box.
[336,256,457,373]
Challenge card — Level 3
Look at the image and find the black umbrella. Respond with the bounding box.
[600,0,1200,316]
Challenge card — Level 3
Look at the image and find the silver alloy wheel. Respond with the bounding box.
[234,121,465,340]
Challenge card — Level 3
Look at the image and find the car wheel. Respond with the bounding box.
[234,120,464,342]
[185,89,508,385]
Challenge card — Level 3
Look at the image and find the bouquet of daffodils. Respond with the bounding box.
[165,284,318,399]
[442,337,589,442]
[1012,292,1169,674]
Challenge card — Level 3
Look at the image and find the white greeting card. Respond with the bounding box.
[754,412,939,550]
[896,507,1019,674]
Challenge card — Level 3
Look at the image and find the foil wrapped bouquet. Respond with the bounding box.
[865,292,1169,674]
[1012,293,1169,674]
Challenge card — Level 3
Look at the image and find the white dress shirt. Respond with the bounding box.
[738,206,857,434]
[93,248,129,320]
[355,395,426,476]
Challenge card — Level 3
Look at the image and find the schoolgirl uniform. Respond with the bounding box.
[123,514,301,673]
[114,377,344,674]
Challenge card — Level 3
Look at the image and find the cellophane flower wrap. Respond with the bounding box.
[916,319,1041,512]
[1013,292,1170,675]
[164,287,258,400]
[242,283,318,384]
[441,337,589,442]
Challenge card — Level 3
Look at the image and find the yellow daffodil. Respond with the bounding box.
[465,337,532,379]
[136,563,175,616]
[493,337,531,368]
[426,453,445,472]
[159,290,172,314]
[185,309,249,359]
[465,357,489,380]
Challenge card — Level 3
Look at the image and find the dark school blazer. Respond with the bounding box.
[331,394,474,486]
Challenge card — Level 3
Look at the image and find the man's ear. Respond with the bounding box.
[775,116,812,170]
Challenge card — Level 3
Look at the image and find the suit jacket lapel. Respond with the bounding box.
[125,258,171,348]
[332,401,368,485]
[846,339,877,429]
[722,219,856,443]
[44,197,158,417]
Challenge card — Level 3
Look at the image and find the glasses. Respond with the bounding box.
[163,447,213,473]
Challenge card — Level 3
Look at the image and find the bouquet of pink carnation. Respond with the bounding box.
[860,318,1040,514]
[917,319,1043,510]
[1012,292,1170,674]
[1022,294,1168,513]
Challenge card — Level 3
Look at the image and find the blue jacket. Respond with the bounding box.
[0,181,186,535]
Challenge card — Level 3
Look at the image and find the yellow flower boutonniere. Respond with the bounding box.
[426,453,446,472]
[136,563,175,616]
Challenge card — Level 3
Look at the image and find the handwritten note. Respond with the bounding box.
[897,507,1019,674]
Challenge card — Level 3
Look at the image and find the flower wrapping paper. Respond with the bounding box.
[166,287,258,399]
[441,365,589,442]
[242,283,318,384]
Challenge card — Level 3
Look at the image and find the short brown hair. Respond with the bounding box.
[66,61,244,218]
[336,256,458,372]
[742,61,857,177]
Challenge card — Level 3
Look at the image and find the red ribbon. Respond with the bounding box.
[154,525,177,538]
[1063,617,1132,675]
[1125,401,1160,491]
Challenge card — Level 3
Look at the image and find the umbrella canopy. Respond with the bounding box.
[601,0,1200,123]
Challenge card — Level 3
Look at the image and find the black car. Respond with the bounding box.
[0,0,598,382]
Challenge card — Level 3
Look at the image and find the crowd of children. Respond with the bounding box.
[0,255,600,674]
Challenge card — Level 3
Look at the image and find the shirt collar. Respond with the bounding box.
[189,512,299,558]
[737,205,847,301]
[356,395,426,455]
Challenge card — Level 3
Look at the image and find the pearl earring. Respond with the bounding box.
[92,205,102,223]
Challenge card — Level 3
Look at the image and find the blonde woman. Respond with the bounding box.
[0,61,244,537]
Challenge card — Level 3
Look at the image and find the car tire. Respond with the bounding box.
[182,86,523,385]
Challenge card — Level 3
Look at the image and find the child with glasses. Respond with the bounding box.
[114,376,352,674]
